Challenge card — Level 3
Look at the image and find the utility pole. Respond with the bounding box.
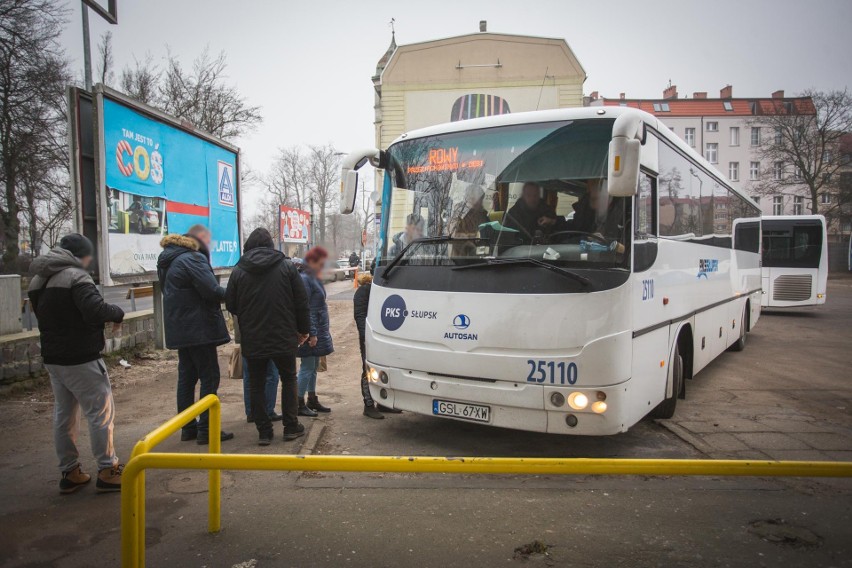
[80,0,118,91]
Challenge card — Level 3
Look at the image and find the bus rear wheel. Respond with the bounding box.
[651,343,683,420]
[728,307,748,352]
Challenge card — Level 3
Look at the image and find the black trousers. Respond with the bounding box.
[177,344,220,435]
[358,331,375,407]
[246,355,298,436]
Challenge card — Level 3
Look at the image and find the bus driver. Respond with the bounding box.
[503,182,563,241]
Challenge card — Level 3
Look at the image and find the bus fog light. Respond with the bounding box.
[596,391,607,401]
[369,368,380,383]
[550,392,565,407]
[591,401,608,414]
[568,392,588,410]
[565,414,578,427]
[380,371,389,384]
[379,388,388,399]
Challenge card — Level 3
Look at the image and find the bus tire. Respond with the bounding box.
[728,306,748,352]
[651,343,683,420]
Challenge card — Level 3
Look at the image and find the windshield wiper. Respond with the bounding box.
[382,236,473,280]
[452,257,594,289]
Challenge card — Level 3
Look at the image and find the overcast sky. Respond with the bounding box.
[61,0,852,207]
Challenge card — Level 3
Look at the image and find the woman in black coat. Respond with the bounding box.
[296,247,334,416]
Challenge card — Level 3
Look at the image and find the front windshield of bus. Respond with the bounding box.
[380,119,628,274]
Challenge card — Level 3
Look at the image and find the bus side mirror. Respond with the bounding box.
[607,137,641,197]
[340,148,381,214]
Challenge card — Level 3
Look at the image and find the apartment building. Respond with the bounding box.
[590,86,816,218]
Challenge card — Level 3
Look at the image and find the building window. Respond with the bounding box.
[705,143,718,164]
[773,196,783,215]
[685,127,695,147]
[820,193,831,205]
[793,165,802,179]
[753,196,761,205]
[793,196,804,215]
[723,101,734,111]
[706,121,718,132]
[750,161,760,180]
[773,161,784,180]
[730,127,739,146]
[751,127,761,146]
[775,127,783,145]
[729,162,739,181]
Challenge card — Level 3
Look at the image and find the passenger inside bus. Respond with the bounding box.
[568,180,627,253]
[389,213,424,257]
[503,182,565,242]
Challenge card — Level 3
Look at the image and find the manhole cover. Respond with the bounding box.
[748,519,822,549]
[165,471,235,494]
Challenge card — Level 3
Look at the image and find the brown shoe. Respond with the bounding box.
[60,465,91,494]
[96,464,124,493]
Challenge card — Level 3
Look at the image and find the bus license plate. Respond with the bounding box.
[432,399,490,423]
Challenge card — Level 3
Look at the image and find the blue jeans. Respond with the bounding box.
[242,358,279,417]
[297,356,319,397]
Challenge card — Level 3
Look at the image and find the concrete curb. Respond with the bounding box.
[299,421,327,456]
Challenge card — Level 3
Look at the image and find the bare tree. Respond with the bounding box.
[119,53,160,105]
[159,48,262,141]
[96,31,114,86]
[0,0,70,267]
[749,89,852,220]
[266,146,308,209]
[305,144,341,246]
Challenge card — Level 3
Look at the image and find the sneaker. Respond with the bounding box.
[197,431,235,445]
[283,422,306,441]
[298,398,318,418]
[363,405,385,420]
[96,464,124,493]
[258,433,273,446]
[60,465,91,494]
[180,429,198,442]
[307,395,331,413]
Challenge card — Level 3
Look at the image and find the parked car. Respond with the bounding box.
[127,201,161,234]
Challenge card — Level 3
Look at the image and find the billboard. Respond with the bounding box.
[279,206,311,244]
[74,87,242,285]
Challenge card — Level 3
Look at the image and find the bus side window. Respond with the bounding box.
[634,172,658,272]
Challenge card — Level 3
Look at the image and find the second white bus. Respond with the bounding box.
[760,215,828,308]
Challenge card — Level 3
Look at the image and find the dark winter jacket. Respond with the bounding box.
[297,265,334,358]
[156,234,229,350]
[27,248,124,366]
[225,247,310,359]
[353,273,372,360]
[503,199,563,241]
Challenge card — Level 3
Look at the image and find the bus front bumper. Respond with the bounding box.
[366,365,632,436]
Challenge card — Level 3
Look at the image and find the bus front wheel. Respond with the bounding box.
[651,343,683,420]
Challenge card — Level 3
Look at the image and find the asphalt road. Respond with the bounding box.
[0,279,850,567]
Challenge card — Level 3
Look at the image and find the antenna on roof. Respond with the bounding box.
[389,17,395,38]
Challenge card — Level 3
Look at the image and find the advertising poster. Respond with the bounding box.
[279,206,311,244]
[101,95,240,280]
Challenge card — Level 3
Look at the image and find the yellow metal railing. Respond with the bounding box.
[121,395,852,568]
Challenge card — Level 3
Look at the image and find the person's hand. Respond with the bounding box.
[538,216,556,227]
[309,336,318,348]
[297,333,308,345]
[112,322,122,334]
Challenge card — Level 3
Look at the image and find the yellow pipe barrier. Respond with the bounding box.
[121,396,852,568]
[126,395,221,568]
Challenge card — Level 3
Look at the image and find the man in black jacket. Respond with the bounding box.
[226,228,310,445]
[157,225,233,445]
[28,234,125,494]
[503,182,563,242]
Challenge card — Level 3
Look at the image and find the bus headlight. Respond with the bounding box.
[568,392,588,410]
[369,368,380,383]
[591,401,608,414]
[380,371,389,384]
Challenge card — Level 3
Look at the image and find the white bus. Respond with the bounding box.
[760,215,828,308]
[340,107,762,435]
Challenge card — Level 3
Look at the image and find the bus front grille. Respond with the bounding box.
[772,274,813,302]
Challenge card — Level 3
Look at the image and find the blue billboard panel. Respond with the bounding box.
[102,96,240,279]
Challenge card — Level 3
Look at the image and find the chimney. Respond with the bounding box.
[619,92,626,100]
[720,85,733,99]
[590,91,599,100]
[479,20,487,32]
[663,85,678,99]
[693,92,708,99]
[772,89,785,99]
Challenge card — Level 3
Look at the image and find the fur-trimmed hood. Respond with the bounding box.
[159,234,199,251]
[357,272,372,286]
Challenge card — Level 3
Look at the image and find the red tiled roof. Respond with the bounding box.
[599,97,815,117]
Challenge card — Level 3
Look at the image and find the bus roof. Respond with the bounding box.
[391,106,758,208]
[762,214,826,223]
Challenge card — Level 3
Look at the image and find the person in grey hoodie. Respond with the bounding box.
[27,234,125,494]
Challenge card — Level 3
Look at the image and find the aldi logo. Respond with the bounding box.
[218,161,235,206]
